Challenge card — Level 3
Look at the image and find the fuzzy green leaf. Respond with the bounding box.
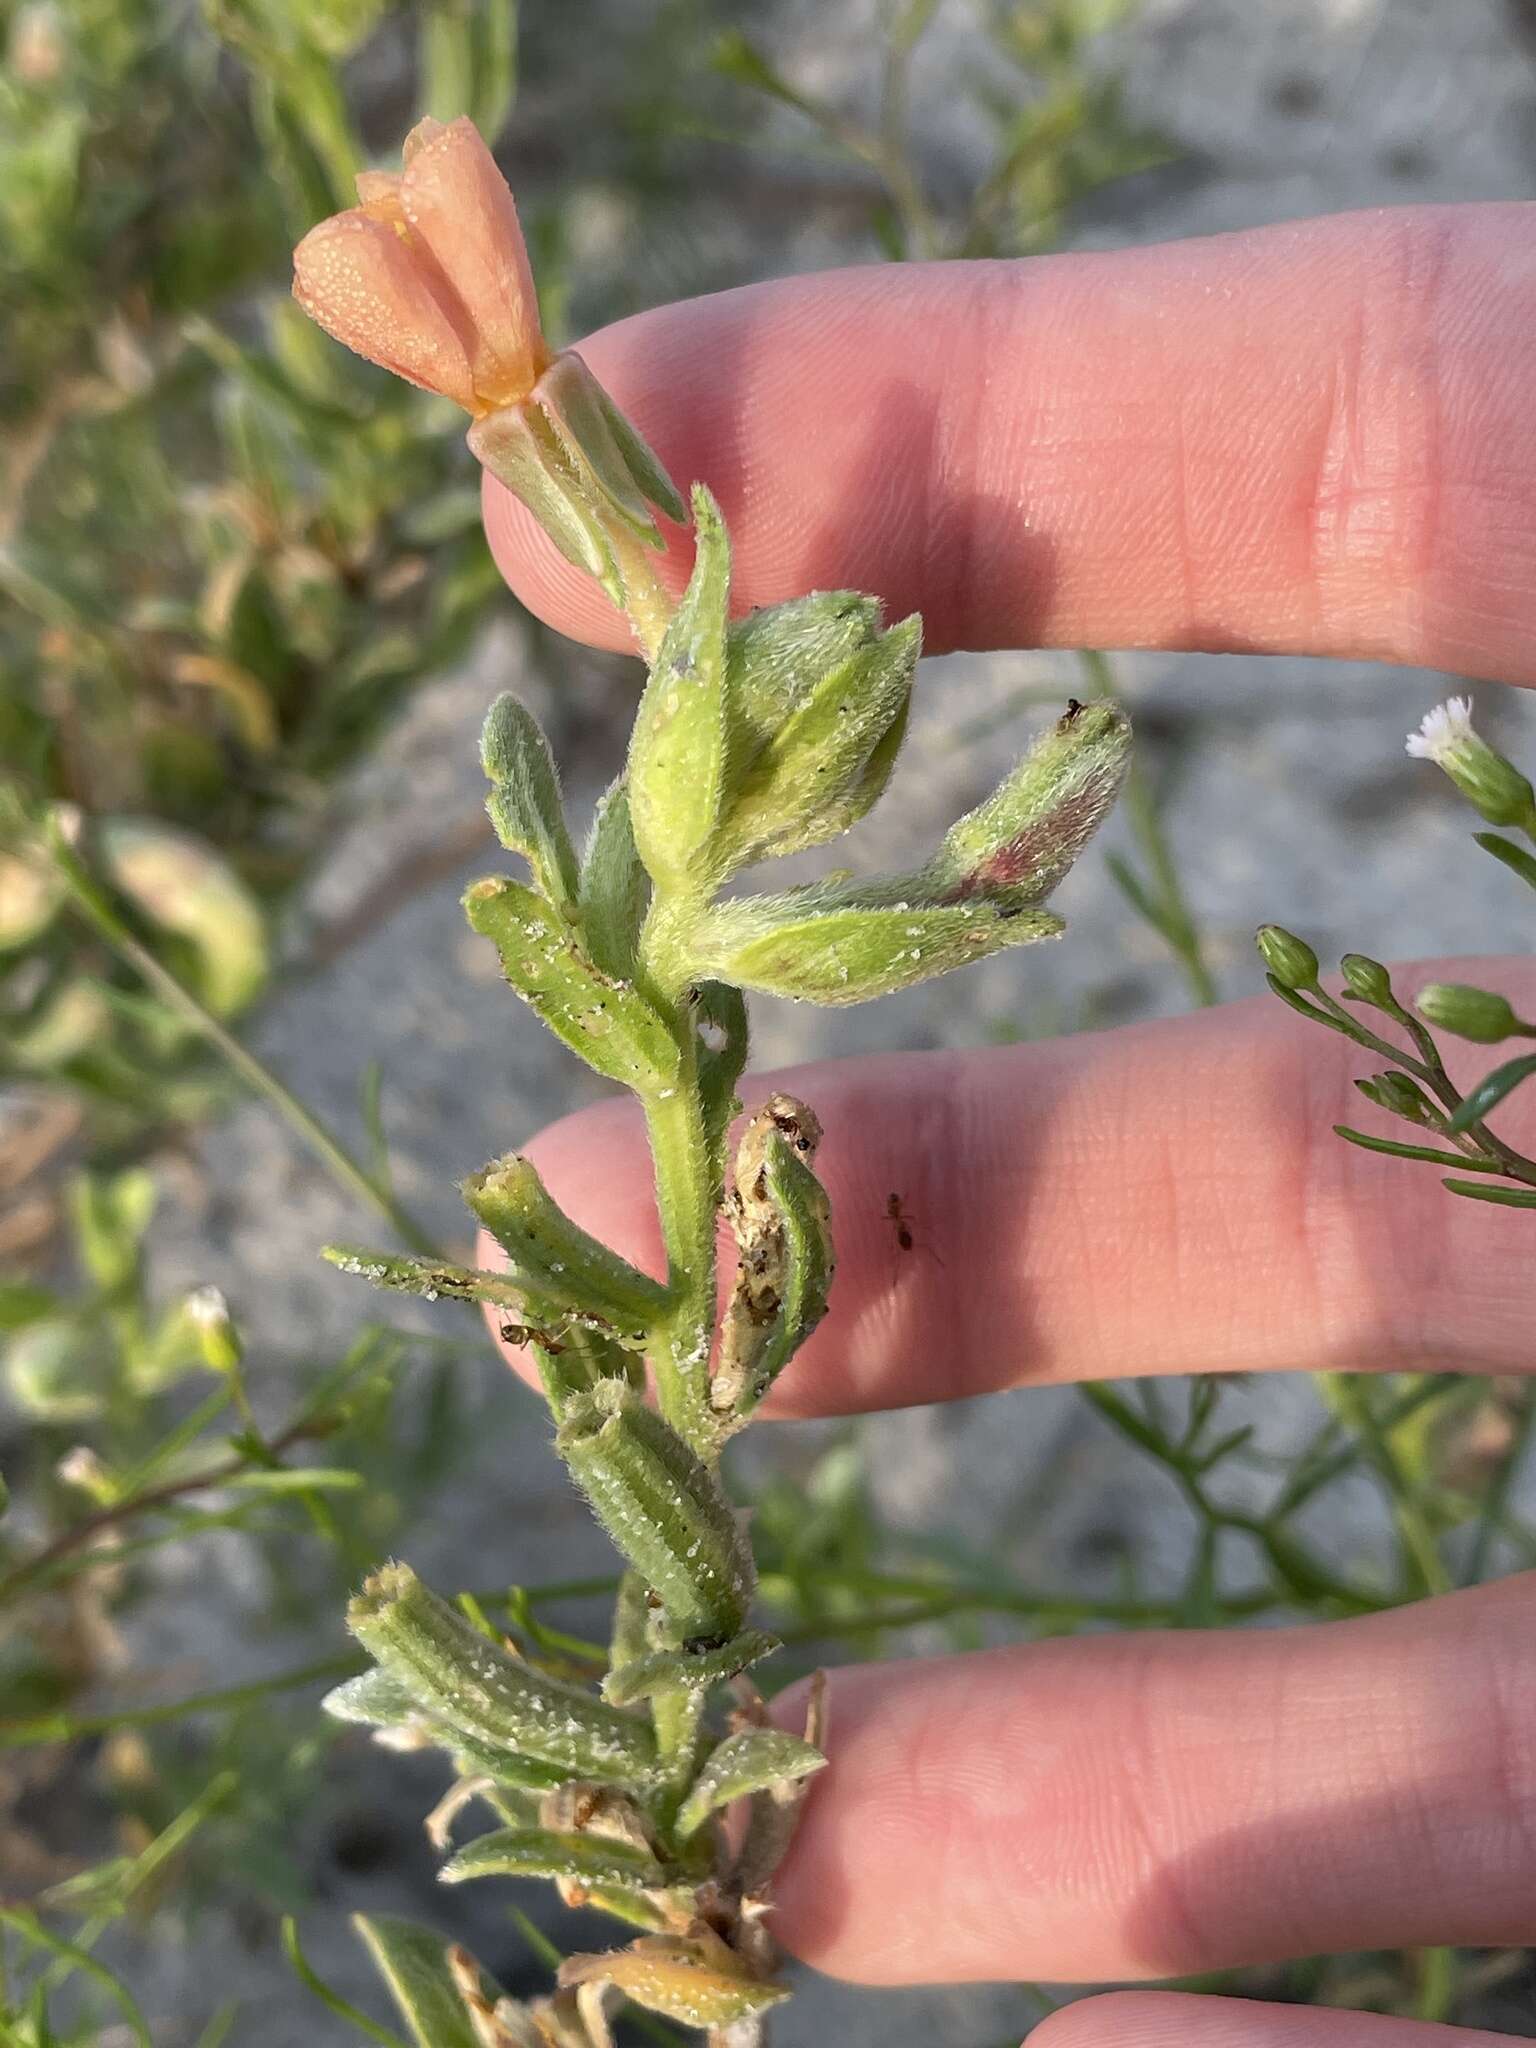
[627,484,735,890]
[579,780,649,978]
[694,979,749,1159]
[556,1381,756,1647]
[440,1826,668,1893]
[462,1154,667,1330]
[690,889,1063,1005]
[347,1563,657,1785]
[604,1629,781,1706]
[480,695,579,909]
[465,875,681,1093]
[676,1727,826,1839]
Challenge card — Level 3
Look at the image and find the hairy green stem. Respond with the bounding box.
[642,1051,719,1455]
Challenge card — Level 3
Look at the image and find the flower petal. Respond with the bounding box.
[292,209,478,411]
[399,114,548,408]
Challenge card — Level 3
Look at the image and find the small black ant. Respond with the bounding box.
[884,1192,945,1270]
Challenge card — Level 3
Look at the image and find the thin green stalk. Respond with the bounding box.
[1079,649,1216,1007]
[43,819,440,1256]
[0,1654,360,1748]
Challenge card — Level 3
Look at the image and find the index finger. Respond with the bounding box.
[484,203,1536,681]
[487,956,1536,1415]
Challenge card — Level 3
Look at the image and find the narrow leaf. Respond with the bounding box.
[1442,1178,1536,1208]
[1332,1126,1504,1171]
[1444,1053,1536,1135]
[351,1916,481,2048]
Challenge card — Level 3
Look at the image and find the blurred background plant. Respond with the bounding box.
[4,0,1536,2043]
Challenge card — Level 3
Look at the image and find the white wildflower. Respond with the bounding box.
[1405,697,1475,764]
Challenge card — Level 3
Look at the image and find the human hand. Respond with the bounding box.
[482,205,1536,2044]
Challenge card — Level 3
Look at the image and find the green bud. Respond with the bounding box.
[185,1285,242,1375]
[465,875,681,1093]
[440,1827,669,1897]
[462,1154,666,1333]
[726,591,885,747]
[603,1629,781,1706]
[722,614,921,864]
[1340,953,1393,1006]
[1255,925,1320,991]
[627,485,735,891]
[556,1381,755,1648]
[578,780,649,979]
[346,1563,657,1784]
[480,695,579,911]
[1416,981,1523,1043]
[676,1727,827,1841]
[925,699,1132,907]
[688,885,1063,1006]
[1355,1071,1434,1123]
[1407,698,1536,829]
[325,1670,571,1789]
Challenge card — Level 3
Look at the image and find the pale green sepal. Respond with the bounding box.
[926,698,1132,906]
[480,695,579,910]
[727,613,921,863]
[725,590,884,748]
[346,1563,658,1784]
[467,405,621,604]
[579,779,649,978]
[537,351,664,543]
[627,485,734,890]
[440,1826,668,1895]
[462,1154,667,1330]
[464,875,681,1093]
[604,1629,781,1707]
[326,1661,580,1790]
[676,1727,827,1839]
[351,1915,483,2048]
[556,1381,756,1648]
[593,375,688,526]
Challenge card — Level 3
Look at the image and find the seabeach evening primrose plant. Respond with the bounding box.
[294,117,1130,2046]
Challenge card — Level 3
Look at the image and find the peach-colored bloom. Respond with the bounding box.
[292,116,550,416]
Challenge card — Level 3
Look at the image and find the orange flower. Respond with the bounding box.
[292,116,550,416]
